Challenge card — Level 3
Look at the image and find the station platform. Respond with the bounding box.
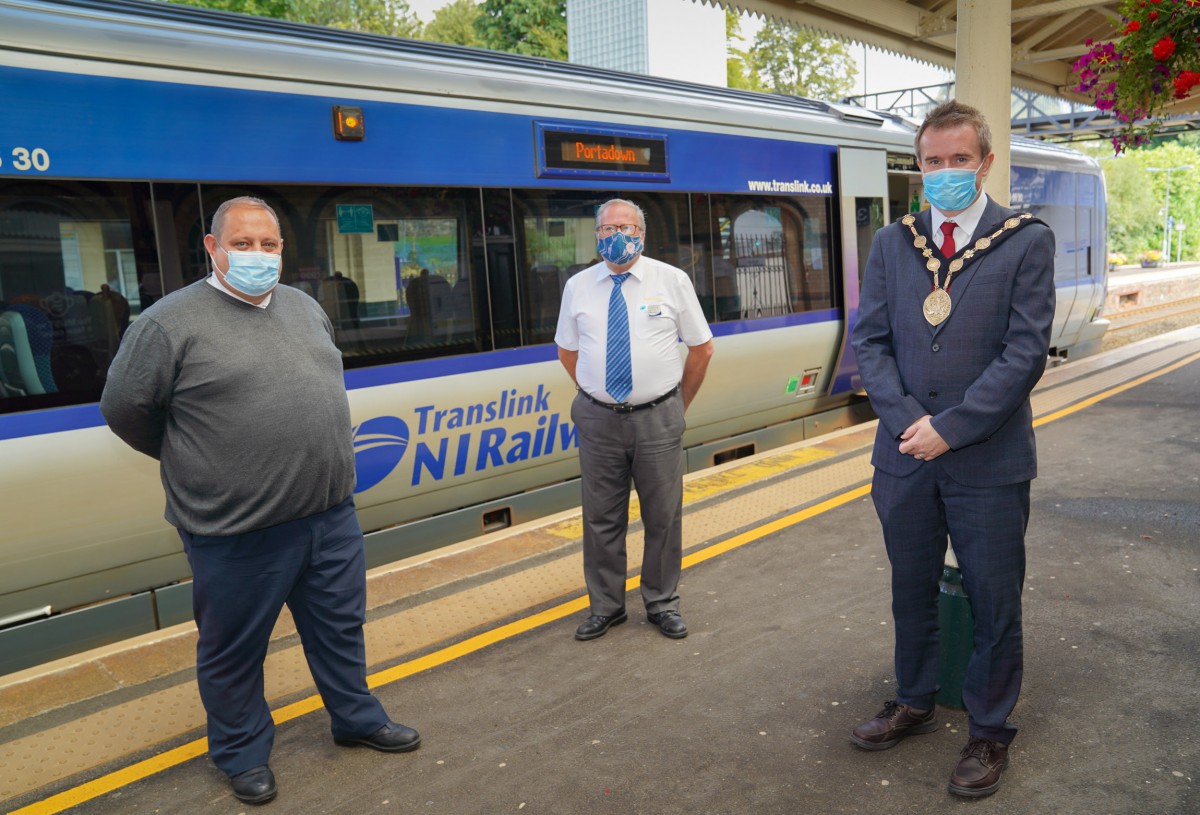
[1106,261,1200,311]
[2,326,1199,815]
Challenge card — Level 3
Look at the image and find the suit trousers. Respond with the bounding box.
[571,390,686,617]
[871,462,1028,744]
[179,495,388,776]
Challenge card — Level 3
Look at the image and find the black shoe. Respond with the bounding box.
[230,765,277,805]
[574,611,628,640]
[647,610,688,639]
[335,722,421,753]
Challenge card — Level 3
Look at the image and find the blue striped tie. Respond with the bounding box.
[605,273,632,403]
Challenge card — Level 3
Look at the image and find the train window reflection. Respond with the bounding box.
[179,185,486,366]
[702,195,835,322]
[0,180,157,413]
[513,192,601,346]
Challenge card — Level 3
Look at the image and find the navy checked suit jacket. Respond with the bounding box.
[851,198,1056,487]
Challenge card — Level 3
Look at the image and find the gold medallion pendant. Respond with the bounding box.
[923,288,952,326]
[900,211,1035,328]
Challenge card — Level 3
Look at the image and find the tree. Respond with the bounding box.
[422,0,483,48]
[476,0,566,60]
[725,10,761,92]
[170,0,422,38]
[749,21,857,100]
[1089,139,1200,262]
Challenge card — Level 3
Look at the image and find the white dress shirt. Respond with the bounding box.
[207,273,273,308]
[555,255,713,405]
[930,192,990,256]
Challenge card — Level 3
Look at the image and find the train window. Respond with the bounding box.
[510,191,600,346]
[508,190,694,346]
[0,180,158,414]
[160,184,488,366]
[701,195,835,321]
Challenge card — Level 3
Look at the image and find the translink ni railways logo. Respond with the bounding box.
[351,385,578,493]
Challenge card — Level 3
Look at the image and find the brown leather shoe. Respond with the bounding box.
[948,736,1009,797]
[850,700,937,750]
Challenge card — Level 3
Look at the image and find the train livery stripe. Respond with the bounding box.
[0,310,840,441]
[10,351,1196,815]
[2,64,837,192]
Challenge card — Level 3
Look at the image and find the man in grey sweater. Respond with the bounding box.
[101,196,418,806]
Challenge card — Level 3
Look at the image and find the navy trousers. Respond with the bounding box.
[871,462,1028,745]
[179,496,388,776]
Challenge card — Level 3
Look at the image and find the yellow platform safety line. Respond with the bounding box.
[1033,350,1200,427]
[9,350,1199,815]
[544,446,836,540]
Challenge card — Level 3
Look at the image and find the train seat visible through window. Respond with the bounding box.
[0,306,58,396]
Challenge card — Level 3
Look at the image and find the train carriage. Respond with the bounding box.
[0,0,1108,673]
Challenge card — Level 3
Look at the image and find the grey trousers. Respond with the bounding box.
[571,390,686,616]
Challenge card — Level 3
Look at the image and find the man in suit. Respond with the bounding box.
[849,101,1055,798]
[101,197,419,806]
[555,198,714,641]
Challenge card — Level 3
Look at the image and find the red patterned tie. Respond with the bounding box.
[940,220,957,258]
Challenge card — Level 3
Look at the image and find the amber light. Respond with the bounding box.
[333,105,365,141]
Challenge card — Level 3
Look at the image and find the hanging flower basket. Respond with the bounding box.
[1073,0,1200,153]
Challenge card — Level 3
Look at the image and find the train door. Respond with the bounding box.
[831,147,888,391]
[1057,172,1100,350]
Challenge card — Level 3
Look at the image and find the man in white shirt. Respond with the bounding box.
[555,198,714,641]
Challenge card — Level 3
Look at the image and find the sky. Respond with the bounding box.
[403,0,953,98]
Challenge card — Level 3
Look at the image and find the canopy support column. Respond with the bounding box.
[955,0,1012,206]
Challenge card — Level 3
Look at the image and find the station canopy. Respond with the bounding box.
[717,0,1200,115]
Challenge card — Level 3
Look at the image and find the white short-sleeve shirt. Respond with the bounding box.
[555,255,713,405]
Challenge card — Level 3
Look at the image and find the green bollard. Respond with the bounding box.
[937,564,974,709]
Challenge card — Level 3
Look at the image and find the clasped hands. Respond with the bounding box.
[897,414,949,462]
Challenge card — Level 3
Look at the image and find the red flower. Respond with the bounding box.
[1149,11,1159,20]
[1153,36,1176,61]
[1175,71,1200,99]
[1126,20,1141,34]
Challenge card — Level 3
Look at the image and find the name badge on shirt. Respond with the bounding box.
[641,298,663,316]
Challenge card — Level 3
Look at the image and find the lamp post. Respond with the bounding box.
[1148,165,1191,264]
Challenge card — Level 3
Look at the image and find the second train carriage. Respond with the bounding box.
[0,0,1108,672]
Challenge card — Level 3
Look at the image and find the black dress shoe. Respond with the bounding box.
[335,722,421,753]
[230,765,277,805]
[574,611,627,640]
[647,610,688,639]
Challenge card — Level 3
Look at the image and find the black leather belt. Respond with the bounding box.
[579,385,679,414]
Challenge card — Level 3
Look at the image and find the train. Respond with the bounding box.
[0,0,1109,674]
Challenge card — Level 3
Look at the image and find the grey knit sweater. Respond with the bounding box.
[100,280,356,536]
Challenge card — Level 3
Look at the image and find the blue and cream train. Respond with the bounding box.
[0,0,1109,673]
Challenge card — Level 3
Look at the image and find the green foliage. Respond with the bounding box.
[1099,140,1200,262]
[747,21,857,100]
[169,0,422,37]
[725,9,761,92]
[476,0,566,60]
[170,0,289,17]
[422,0,483,47]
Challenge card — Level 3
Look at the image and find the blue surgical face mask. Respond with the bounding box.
[597,232,644,265]
[922,165,983,213]
[213,244,282,296]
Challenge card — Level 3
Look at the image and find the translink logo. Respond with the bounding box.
[351,384,579,493]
